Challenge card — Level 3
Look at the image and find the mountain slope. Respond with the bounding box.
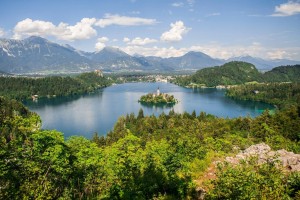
[164,51,224,70]
[0,36,299,74]
[0,37,174,73]
[0,36,94,73]
[90,47,145,70]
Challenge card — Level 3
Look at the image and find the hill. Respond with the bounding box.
[173,62,300,87]
[173,61,262,87]
[263,65,300,82]
[0,36,94,73]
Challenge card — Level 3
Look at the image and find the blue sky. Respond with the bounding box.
[0,0,300,60]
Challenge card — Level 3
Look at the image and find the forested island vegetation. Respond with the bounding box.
[139,92,178,104]
[0,71,111,100]
[1,62,300,199]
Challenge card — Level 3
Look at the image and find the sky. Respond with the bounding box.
[0,0,300,60]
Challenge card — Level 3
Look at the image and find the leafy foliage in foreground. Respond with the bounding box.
[0,72,111,100]
[207,159,300,200]
[1,96,300,199]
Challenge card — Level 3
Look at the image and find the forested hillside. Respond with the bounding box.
[263,65,300,82]
[1,95,299,199]
[173,61,262,87]
[173,62,300,87]
[226,82,300,109]
[0,72,111,100]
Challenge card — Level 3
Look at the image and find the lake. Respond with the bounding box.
[24,82,274,138]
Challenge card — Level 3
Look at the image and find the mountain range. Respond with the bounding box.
[0,36,299,74]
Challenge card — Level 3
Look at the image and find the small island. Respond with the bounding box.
[139,87,178,104]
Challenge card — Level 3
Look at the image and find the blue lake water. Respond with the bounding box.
[24,82,274,138]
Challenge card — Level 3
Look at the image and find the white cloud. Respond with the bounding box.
[267,50,288,59]
[272,1,300,16]
[160,21,190,42]
[112,39,118,42]
[13,18,55,39]
[97,37,109,43]
[172,2,184,7]
[124,37,157,46]
[95,42,106,51]
[95,37,109,51]
[123,37,130,42]
[95,14,157,28]
[0,28,5,37]
[13,18,97,41]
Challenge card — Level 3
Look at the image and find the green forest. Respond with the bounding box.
[1,65,300,199]
[1,97,300,199]
[0,72,111,100]
[139,93,178,104]
[227,82,300,109]
[173,62,300,87]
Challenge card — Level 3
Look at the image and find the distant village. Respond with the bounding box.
[115,74,174,83]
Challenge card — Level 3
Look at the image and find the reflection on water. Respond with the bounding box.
[139,101,176,109]
[24,82,274,138]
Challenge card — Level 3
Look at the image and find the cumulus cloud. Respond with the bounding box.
[97,36,109,43]
[124,37,157,45]
[95,37,109,51]
[12,14,158,41]
[267,50,288,59]
[13,18,97,41]
[95,42,106,51]
[0,28,5,37]
[13,18,55,39]
[95,14,157,28]
[272,1,300,16]
[160,21,190,42]
[123,37,130,42]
